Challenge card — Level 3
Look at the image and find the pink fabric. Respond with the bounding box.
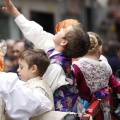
[73,64,120,101]
[109,75,120,93]
[73,64,91,101]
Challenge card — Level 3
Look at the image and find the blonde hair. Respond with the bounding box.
[87,32,102,54]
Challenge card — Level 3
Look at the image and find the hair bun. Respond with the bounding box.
[87,32,102,54]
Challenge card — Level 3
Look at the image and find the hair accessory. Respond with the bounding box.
[55,19,78,33]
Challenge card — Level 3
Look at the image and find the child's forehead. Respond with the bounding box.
[64,25,73,33]
[18,58,26,64]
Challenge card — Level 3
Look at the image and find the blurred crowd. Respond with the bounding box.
[102,40,120,76]
[4,38,34,73]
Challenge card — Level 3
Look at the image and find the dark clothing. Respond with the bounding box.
[107,55,120,109]
[8,65,19,73]
[107,55,120,75]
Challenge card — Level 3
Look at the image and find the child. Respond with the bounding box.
[2,0,90,112]
[73,32,120,105]
[4,57,14,72]
[17,49,53,103]
[72,32,120,119]
[0,49,53,120]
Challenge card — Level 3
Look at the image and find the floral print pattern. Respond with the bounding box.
[48,49,79,112]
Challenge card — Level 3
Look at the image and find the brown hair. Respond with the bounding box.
[62,23,90,58]
[19,49,50,77]
[87,32,102,54]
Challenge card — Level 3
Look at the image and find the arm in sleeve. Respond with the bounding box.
[43,64,69,93]
[72,64,83,82]
[0,72,52,120]
[15,14,55,52]
[108,74,120,93]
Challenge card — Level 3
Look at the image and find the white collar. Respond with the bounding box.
[24,76,43,90]
[27,76,42,83]
[49,50,61,58]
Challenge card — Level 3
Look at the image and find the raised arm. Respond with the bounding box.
[2,0,55,52]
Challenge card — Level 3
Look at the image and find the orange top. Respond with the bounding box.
[0,49,4,71]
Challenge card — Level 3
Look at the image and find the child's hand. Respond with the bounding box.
[2,0,15,13]
[2,0,21,17]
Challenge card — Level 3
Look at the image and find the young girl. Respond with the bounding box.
[2,0,90,112]
[73,32,120,102]
[0,49,53,120]
[72,32,120,119]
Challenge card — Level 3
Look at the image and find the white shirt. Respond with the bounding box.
[99,55,108,62]
[15,14,69,93]
[0,72,52,120]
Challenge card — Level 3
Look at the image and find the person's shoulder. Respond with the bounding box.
[0,72,17,76]
[48,63,63,70]
[99,55,108,62]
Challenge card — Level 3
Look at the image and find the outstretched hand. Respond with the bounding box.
[2,0,21,17]
[2,0,15,13]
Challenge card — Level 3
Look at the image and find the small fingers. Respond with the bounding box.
[2,7,9,12]
[6,0,10,7]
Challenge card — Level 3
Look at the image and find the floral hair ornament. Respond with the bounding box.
[0,39,7,71]
[55,19,78,33]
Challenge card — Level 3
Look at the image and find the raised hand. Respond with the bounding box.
[2,0,21,17]
[2,0,15,13]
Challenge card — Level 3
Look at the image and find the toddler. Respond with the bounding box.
[0,49,53,120]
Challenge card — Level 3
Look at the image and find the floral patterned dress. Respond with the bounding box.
[47,49,79,112]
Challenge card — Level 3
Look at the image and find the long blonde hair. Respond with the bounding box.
[87,32,102,54]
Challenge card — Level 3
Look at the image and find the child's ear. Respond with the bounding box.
[31,65,38,73]
[60,39,68,47]
[98,45,102,55]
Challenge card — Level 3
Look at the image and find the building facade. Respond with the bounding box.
[0,0,89,40]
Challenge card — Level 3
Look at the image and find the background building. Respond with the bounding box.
[0,0,120,42]
[0,0,86,39]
